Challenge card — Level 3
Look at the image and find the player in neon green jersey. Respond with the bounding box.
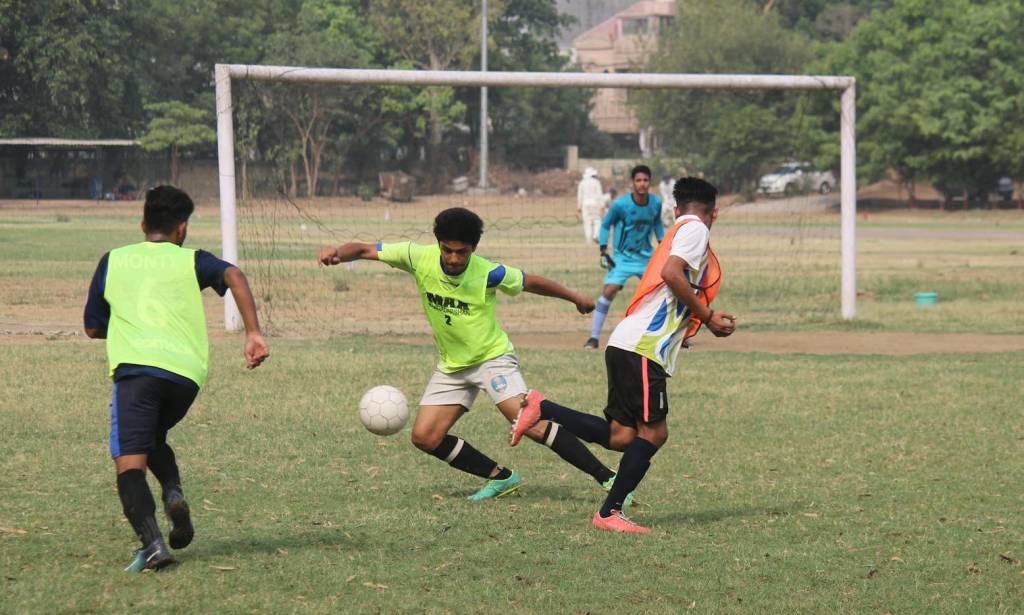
[84,186,269,571]
[318,207,622,500]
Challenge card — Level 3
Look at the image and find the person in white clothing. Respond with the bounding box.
[577,167,605,244]
[511,177,737,534]
[658,175,676,228]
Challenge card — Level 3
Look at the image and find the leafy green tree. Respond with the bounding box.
[476,0,606,168]
[820,0,1024,203]
[0,0,143,137]
[634,0,814,191]
[254,0,390,196]
[139,101,216,185]
[369,0,484,189]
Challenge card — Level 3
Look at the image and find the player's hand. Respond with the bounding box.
[599,252,616,270]
[318,246,341,267]
[574,295,596,314]
[707,312,736,338]
[244,332,270,369]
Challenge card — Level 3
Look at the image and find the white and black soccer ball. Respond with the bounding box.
[358,385,409,436]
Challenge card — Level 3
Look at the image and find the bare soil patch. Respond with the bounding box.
[391,330,1024,356]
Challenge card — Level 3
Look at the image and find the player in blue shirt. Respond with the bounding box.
[584,165,664,349]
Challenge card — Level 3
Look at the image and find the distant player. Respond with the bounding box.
[318,208,625,501]
[84,186,270,571]
[584,165,664,349]
[658,174,676,228]
[514,178,736,533]
[576,167,605,244]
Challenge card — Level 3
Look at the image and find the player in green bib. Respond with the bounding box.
[84,186,269,571]
[318,208,625,500]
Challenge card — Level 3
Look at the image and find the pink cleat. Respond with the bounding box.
[592,510,651,534]
[509,389,544,446]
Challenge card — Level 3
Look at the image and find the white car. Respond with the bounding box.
[758,162,836,196]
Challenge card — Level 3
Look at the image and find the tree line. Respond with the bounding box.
[636,0,1024,200]
[2,0,1021,199]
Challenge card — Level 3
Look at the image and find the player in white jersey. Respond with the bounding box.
[511,178,736,533]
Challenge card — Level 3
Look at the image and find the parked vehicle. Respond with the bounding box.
[996,176,1014,201]
[758,162,836,197]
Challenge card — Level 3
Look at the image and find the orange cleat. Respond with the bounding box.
[592,510,651,534]
[509,389,544,447]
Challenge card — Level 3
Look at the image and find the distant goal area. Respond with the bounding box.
[214,65,857,336]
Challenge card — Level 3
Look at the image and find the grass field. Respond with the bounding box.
[1,198,1022,613]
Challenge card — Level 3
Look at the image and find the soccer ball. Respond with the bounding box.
[358,385,409,436]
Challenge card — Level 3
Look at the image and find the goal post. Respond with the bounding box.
[214,63,857,331]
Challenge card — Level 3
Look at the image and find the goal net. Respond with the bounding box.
[217,66,856,339]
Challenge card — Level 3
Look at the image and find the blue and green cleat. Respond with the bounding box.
[123,538,176,572]
[467,470,522,501]
[601,476,636,508]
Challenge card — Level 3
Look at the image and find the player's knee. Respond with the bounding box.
[410,428,443,452]
[638,423,668,448]
[608,430,634,451]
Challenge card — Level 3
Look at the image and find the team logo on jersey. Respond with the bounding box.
[490,375,508,393]
[425,292,470,315]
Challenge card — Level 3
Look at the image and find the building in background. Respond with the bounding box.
[570,1,676,155]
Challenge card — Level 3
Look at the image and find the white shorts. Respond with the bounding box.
[419,354,528,409]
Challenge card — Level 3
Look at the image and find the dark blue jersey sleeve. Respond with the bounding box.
[84,253,111,331]
[195,249,233,296]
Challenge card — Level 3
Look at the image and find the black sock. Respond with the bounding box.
[147,442,182,500]
[540,423,614,484]
[116,469,163,546]
[600,437,659,517]
[539,400,611,448]
[429,435,502,479]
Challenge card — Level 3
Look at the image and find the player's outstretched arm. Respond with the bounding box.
[224,267,270,369]
[661,256,735,337]
[318,242,379,266]
[523,273,595,314]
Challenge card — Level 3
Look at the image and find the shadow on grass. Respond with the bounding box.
[193,527,362,559]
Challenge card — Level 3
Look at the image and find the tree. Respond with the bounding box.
[634,0,814,191]
[139,102,216,185]
[472,0,606,169]
[255,0,393,197]
[0,0,143,137]
[820,0,1024,203]
[369,0,486,190]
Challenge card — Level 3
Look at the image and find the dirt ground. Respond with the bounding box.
[4,328,1023,356]
[390,330,1024,356]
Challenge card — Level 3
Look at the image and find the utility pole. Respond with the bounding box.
[479,0,489,189]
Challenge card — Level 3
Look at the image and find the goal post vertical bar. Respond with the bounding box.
[215,64,243,331]
[840,82,857,320]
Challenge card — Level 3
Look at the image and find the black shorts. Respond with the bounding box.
[109,375,199,458]
[603,346,669,427]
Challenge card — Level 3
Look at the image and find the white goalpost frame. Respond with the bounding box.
[214,64,857,330]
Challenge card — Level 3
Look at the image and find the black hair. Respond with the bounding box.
[433,207,484,246]
[673,177,718,213]
[631,164,652,179]
[143,185,194,233]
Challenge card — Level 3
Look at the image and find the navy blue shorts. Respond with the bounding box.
[109,375,199,458]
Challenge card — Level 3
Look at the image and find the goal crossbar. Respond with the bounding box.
[214,63,857,329]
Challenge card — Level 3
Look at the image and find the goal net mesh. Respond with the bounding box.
[232,82,840,340]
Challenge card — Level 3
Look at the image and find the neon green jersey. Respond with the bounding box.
[377,242,524,372]
[105,242,209,387]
